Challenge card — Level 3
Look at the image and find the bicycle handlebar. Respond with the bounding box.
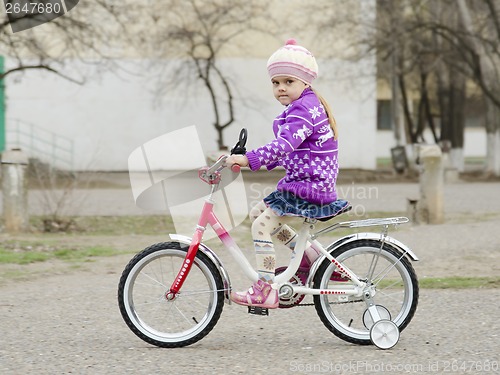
[206,155,228,175]
[206,128,247,175]
[206,155,241,175]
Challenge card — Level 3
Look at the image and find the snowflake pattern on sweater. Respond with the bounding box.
[246,88,338,205]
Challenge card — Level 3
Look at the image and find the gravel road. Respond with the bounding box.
[1,178,500,374]
[0,254,499,375]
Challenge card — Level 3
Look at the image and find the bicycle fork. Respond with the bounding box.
[166,227,203,300]
[166,198,215,299]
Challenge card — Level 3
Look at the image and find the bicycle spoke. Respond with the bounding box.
[138,271,169,289]
[371,253,406,285]
[173,303,196,326]
[374,278,404,290]
[178,289,226,297]
[133,296,165,307]
[375,289,405,303]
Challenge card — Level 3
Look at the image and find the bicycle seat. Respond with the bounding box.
[317,201,352,222]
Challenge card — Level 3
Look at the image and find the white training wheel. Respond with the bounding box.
[363,305,391,329]
[370,319,400,349]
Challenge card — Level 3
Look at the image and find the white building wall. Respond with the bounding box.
[5,56,377,171]
[463,129,487,157]
[376,129,487,159]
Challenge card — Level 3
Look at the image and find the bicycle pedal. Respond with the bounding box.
[248,306,269,316]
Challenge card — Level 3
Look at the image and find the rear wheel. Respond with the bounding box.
[118,242,224,348]
[313,240,418,345]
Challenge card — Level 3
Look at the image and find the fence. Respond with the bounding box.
[5,119,74,170]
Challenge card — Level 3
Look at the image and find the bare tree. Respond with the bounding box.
[375,0,469,154]
[318,0,500,175]
[397,0,500,174]
[455,0,500,176]
[0,1,134,82]
[394,0,500,174]
[143,0,271,150]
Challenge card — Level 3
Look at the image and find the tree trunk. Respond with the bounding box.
[399,74,417,144]
[457,0,500,176]
[390,0,406,147]
[391,47,405,146]
[485,99,500,176]
[449,71,466,172]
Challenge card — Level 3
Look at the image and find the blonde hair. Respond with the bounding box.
[311,88,338,140]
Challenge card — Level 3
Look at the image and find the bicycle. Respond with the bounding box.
[118,129,419,350]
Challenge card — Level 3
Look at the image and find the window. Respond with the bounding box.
[465,96,486,128]
[377,100,392,130]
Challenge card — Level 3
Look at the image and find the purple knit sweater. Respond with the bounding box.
[246,88,339,205]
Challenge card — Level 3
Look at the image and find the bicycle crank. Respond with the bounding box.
[275,266,307,308]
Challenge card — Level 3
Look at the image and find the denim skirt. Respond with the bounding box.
[263,190,350,219]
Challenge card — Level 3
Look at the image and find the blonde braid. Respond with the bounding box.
[311,88,338,140]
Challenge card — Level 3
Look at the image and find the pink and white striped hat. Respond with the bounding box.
[267,39,318,85]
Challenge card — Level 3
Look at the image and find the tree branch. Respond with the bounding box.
[0,64,85,84]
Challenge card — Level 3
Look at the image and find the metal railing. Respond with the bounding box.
[5,118,74,170]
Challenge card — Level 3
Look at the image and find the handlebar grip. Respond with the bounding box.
[231,164,241,173]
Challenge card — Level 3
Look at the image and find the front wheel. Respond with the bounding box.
[118,242,224,348]
[313,240,418,345]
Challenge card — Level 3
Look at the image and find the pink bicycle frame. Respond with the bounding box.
[167,162,258,297]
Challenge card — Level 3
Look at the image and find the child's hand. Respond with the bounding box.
[225,155,249,168]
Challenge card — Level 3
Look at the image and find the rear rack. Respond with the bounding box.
[312,217,409,240]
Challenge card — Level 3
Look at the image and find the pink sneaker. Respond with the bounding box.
[231,280,279,309]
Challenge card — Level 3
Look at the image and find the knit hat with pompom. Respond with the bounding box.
[267,39,318,85]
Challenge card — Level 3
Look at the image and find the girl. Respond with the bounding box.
[226,39,349,309]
